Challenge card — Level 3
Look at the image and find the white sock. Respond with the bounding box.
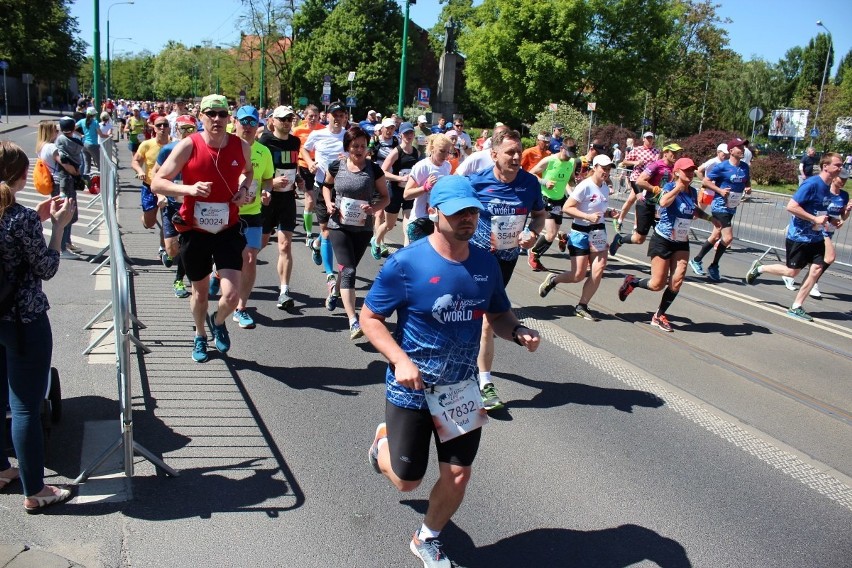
[418,524,440,541]
[478,371,492,389]
[792,303,801,310]
[280,284,289,294]
[757,266,764,274]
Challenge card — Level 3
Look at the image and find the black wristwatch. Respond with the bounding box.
[512,324,528,346]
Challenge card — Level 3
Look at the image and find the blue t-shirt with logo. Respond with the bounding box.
[824,189,849,239]
[76,118,100,145]
[365,237,511,411]
[787,175,831,243]
[654,182,698,242]
[707,159,750,215]
[467,168,545,261]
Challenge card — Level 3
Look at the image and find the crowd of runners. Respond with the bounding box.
[33,94,851,566]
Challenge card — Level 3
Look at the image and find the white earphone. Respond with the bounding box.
[428,210,439,223]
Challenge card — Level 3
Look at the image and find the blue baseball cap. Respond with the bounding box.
[429,176,484,215]
[235,105,259,121]
[398,122,414,134]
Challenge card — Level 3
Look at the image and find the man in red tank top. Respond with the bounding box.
[152,94,253,363]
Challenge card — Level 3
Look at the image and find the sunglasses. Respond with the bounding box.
[238,117,259,127]
[204,110,230,119]
[443,206,479,216]
[276,116,294,122]
[454,123,464,127]
[154,123,169,129]
[178,126,197,133]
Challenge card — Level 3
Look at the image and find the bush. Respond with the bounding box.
[749,152,800,186]
[675,129,741,163]
[591,125,638,154]
[529,103,588,145]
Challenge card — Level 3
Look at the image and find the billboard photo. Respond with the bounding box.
[835,117,852,142]
[769,109,809,139]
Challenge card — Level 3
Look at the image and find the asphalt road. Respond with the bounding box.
[1,121,850,567]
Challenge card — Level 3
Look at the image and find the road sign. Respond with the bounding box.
[587,102,597,112]
[322,83,331,95]
[323,74,332,83]
[21,73,33,84]
[345,96,357,107]
[549,103,558,112]
[298,96,308,106]
[0,61,8,71]
[810,127,819,138]
[643,118,652,126]
[416,87,430,107]
[748,107,764,122]
[321,93,331,105]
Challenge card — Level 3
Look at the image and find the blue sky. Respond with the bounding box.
[73,0,849,75]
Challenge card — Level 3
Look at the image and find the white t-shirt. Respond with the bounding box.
[455,149,493,177]
[455,131,473,162]
[569,177,610,226]
[99,121,114,137]
[304,127,346,184]
[409,158,452,220]
[39,143,59,174]
[698,156,721,175]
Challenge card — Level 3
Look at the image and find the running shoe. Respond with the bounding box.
[207,311,231,353]
[160,249,173,268]
[370,238,382,260]
[707,265,722,282]
[618,274,636,301]
[310,238,322,266]
[208,273,221,297]
[557,231,568,253]
[305,234,313,247]
[277,292,294,310]
[809,283,822,298]
[350,320,364,340]
[173,279,190,298]
[745,259,762,285]
[786,306,813,322]
[410,533,452,568]
[326,274,338,311]
[528,253,545,272]
[538,274,557,298]
[782,276,797,291]
[192,336,209,363]
[380,243,390,258]
[574,304,598,321]
[368,422,387,474]
[480,383,504,411]
[651,313,673,332]
[688,258,705,276]
[608,233,624,257]
[611,218,622,233]
[232,309,256,329]
[325,293,339,311]
[67,243,83,253]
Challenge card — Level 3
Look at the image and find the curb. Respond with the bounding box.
[0,124,27,135]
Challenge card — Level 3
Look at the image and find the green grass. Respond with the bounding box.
[753,183,798,195]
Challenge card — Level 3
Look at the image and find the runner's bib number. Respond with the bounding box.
[424,378,489,443]
[812,210,828,231]
[194,202,230,234]
[491,214,526,250]
[726,190,743,208]
[276,168,297,191]
[137,133,144,142]
[589,229,608,252]
[246,180,258,203]
[340,197,368,226]
[672,218,691,242]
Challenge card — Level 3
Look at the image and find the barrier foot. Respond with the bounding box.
[86,193,103,209]
[84,302,112,330]
[127,333,152,354]
[73,435,123,484]
[756,246,781,263]
[129,313,147,330]
[134,442,180,477]
[90,255,111,276]
[86,212,104,228]
[83,324,114,355]
[89,244,111,263]
[86,217,105,235]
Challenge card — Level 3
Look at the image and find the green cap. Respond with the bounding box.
[200,94,228,112]
[662,143,683,152]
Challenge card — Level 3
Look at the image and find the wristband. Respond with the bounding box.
[239,185,248,193]
[512,324,527,346]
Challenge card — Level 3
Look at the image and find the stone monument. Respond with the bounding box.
[435,17,458,122]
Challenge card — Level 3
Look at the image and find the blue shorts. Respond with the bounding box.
[161,199,180,239]
[241,214,263,250]
[140,183,157,212]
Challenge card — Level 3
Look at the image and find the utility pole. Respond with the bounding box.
[93,0,102,110]
[397,0,412,115]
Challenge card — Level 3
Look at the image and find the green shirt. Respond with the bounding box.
[541,155,576,200]
[239,141,274,216]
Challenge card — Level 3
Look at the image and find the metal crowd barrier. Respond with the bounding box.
[607,182,851,269]
[75,138,178,483]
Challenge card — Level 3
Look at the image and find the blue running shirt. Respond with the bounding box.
[654,182,699,242]
[823,189,849,239]
[787,175,832,243]
[365,237,511,410]
[467,168,544,261]
[707,159,750,215]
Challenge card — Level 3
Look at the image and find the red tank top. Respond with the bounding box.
[179,132,246,231]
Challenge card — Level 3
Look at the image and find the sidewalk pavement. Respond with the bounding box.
[0,110,65,135]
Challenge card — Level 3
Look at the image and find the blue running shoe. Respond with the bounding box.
[688,258,705,276]
[232,309,256,329]
[609,233,624,257]
[192,336,209,363]
[310,238,322,266]
[370,238,382,260]
[207,311,231,353]
[707,265,721,282]
[208,273,220,297]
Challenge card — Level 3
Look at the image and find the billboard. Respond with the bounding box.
[768,109,809,139]
[835,117,852,142]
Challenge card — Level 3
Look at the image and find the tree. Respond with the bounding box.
[152,42,198,100]
[0,0,86,81]
[795,33,832,102]
[458,0,591,123]
[529,103,588,145]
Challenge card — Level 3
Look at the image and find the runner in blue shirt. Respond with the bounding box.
[466,128,546,411]
[689,137,751,282]
[362,175,540,568]
[745,152,844,321]
[616,158,713,332]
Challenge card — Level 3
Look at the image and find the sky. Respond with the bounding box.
[72,0,850,76]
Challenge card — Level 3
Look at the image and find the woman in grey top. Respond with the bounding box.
[323,126,389,340]
[0,140,76,513]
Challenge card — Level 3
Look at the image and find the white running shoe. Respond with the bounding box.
[781,276,797,291]
[809,284,822,298]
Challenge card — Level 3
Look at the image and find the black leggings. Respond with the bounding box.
[327,227,372,289]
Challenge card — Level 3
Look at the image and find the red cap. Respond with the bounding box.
[176,115,196,127]
[673,157,696,172]
[726,137,745,150]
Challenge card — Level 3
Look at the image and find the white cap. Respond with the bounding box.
[381,117,396,128]
[642,131,655,138]
[717,143,729,154]
[417,115,428,124]
[368,109,377,116]
[592,154,613,167]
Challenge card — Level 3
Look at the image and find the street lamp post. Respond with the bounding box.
[812,20,832,146]
[106,1,134,102]
[397,0,412,115]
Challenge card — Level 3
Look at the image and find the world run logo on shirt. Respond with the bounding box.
[488,198,528,216]
[432,294,486,324]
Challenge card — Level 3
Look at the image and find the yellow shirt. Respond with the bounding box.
[137,139,165,184]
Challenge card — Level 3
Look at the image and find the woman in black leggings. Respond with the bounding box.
[323,126,389,340]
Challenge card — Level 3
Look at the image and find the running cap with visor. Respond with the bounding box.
[592,155,613,167]
[272,105,297,119]
[662,143,683,152]
[200,94,229,112]
[235,106,259,121]
[643,131,655,138]
[429,176,485,216]
[673,157,697,172]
